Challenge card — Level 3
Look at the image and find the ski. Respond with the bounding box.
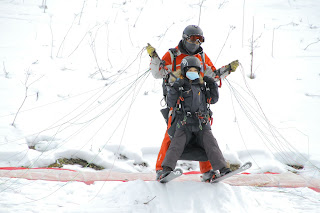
[159,168,183,183]
[211,162,252,184]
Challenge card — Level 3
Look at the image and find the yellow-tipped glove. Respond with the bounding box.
[230,60,239,72]
[146,43,158,58]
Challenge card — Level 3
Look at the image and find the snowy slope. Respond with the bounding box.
[0,0,320,212]
[2,178,320,213]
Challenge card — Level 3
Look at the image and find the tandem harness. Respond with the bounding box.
[161,48,214,127]
[175,83,213,126]
[167,85,212,139]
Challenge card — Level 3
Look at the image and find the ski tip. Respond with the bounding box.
[242,162,252,169]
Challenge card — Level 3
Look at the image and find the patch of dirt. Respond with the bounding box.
[48,158,104,170]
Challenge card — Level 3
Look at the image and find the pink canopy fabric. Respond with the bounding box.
[1,167,319,192]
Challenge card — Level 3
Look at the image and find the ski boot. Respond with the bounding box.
[156,166,173,181]
[201,170,217,182]
[219,167,232,176]
[201,167,232,182]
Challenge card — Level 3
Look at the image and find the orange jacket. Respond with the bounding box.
[161,46,216,77]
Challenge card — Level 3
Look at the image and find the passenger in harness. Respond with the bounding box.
[147,25,239,181]
[158,56,231,181]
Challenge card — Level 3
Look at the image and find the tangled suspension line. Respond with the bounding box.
[225,64,316,171]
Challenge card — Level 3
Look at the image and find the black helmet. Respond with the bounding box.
[180,56,201,76]
[182,25,205,43]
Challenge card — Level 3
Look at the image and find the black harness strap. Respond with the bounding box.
[169,48,178,71]
[200,51,205,73]
[162,48,179,106]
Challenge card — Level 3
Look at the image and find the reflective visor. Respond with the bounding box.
[189,35,205,43]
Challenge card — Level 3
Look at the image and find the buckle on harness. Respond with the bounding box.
[195,111,203,117]
[186,111,203,117]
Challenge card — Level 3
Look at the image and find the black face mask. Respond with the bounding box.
[184,40,200,55]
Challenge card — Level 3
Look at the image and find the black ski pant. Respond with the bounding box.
[162,129,227,171]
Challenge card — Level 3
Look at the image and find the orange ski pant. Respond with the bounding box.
[155,129,213,174]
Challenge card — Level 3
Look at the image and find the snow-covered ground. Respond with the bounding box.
[0,0,320,212]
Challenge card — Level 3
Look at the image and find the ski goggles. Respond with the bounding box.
[188,35,205,43]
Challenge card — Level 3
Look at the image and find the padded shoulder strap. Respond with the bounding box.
[200,51,205,73]
[169,48,178,71]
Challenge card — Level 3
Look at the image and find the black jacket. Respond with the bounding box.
[167,77,219,133]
